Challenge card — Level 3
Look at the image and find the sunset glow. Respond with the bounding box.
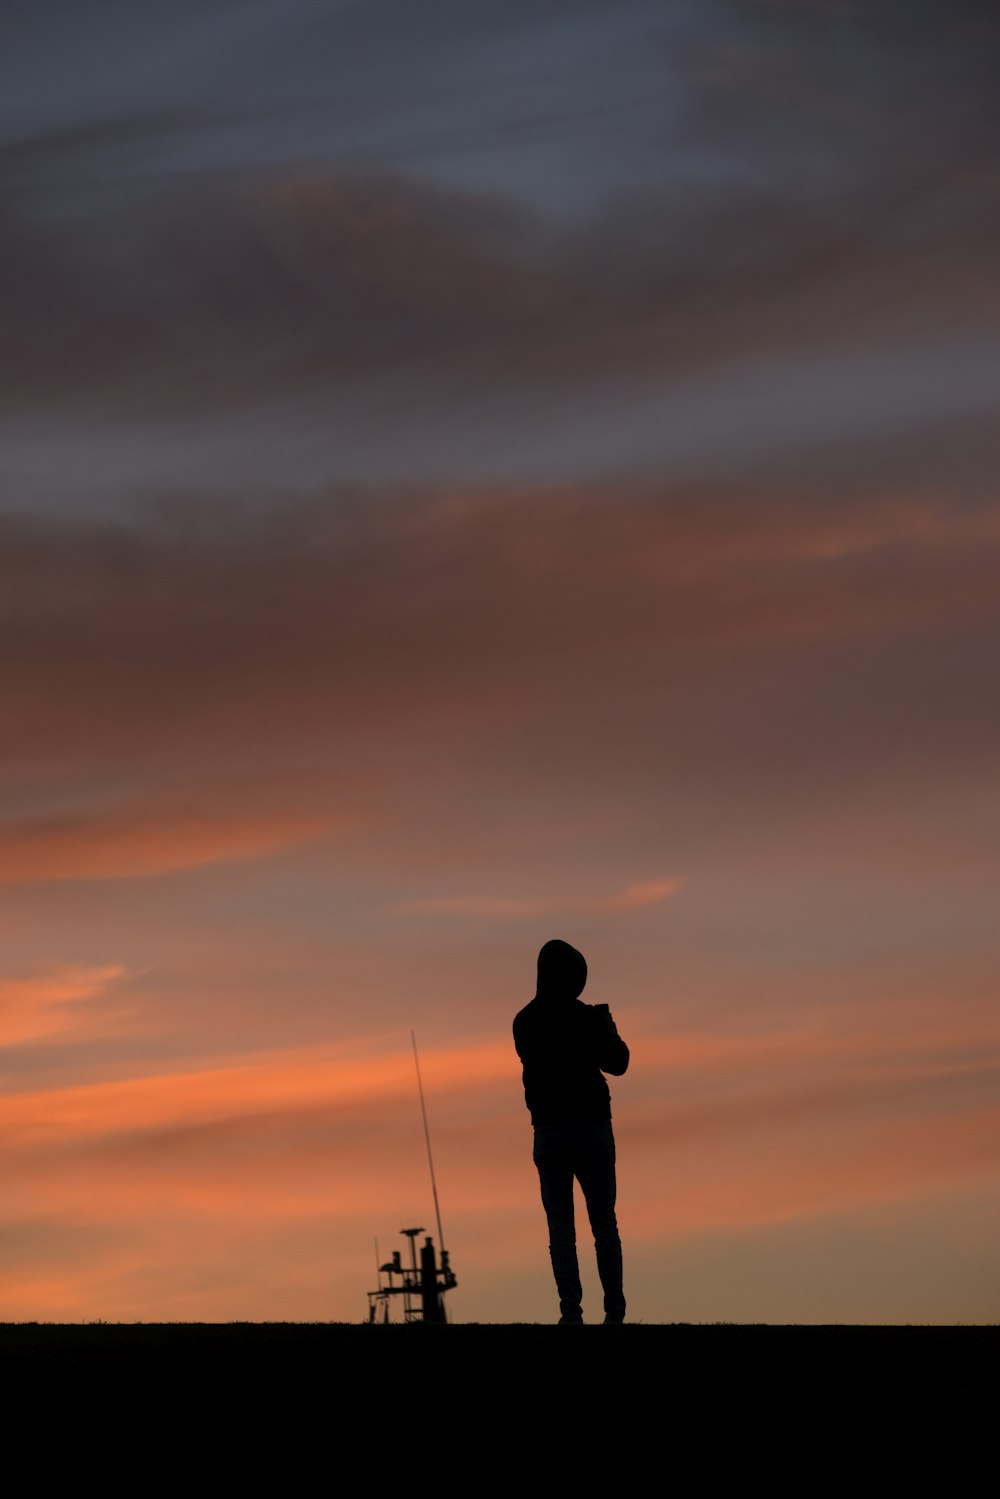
[1,1,998,1323]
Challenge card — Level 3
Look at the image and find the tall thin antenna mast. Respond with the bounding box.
[411,1030,445,1252]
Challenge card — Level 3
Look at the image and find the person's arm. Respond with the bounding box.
[593,1004,629,1076]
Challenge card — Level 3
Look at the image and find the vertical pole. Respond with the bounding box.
[411,1030,446,1252]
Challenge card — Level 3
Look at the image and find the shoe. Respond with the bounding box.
[558,1313,584,1325]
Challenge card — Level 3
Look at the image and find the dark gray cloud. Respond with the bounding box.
[685,0,1000,163]
[1,0,997,420]
[2,146,996,426]
[5,2,997,204]
[0,2,682,205]
[1,1,997,509]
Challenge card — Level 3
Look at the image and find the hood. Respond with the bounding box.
[535,938,587,1001]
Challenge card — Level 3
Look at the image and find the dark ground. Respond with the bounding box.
[4,1323,993,1484]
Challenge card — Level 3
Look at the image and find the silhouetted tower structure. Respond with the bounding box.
[365,1033,457,1323]
[367,1227,456,1323]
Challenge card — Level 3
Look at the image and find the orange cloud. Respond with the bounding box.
[400,895,556,917]
[2,1012,998,1320]
[0,964,126,1048]
[0,1035,513,1144]
[596,879,684,911]
[622,1102,1000,1238]
[399,879,683,918]
[0,801,350,887]
[631,1010,1000,1084]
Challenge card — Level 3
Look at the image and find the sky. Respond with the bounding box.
[1,0,998,1324]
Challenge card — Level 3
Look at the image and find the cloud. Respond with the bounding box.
[2,103,997,425]
[0,484,995,905]
[2,991,997,1317]
[0,1035,513,1146]
[1,2,997,1327]
[597,879,684,912]
[3,8,997,499]
[0,483,995,908]
[399,895,558,918]
[624,1102,1000,1238]
[5,989,995,1173]
[1,1007,996,1308]
[0,963,125,1048]
[0,0,995,536]
[400,878,683,918]
[0,798,351,887]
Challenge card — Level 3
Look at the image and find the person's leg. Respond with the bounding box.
[533,1125,583,1322]
[575,1122,625,1323]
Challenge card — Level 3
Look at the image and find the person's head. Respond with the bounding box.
[536,938,587,1001]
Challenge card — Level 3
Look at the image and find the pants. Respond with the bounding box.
[532,1119,625,1322]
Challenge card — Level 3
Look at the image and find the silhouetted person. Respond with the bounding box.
[514,939,629,1324]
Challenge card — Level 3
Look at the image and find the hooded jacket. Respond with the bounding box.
[513,939,630,1126]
